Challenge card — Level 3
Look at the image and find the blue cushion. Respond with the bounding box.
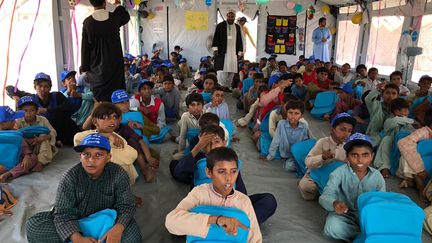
[187,206,250,243]
[354,192,424,243]
[193,158,242,187]
[291,139,316,177]
[241,78,254,96]
[121,112,145,137]
[149,126,172,144]
[19,125,50,139]
[77,209,117,242]
[354,85,363,100]
[258,106,281,157]
[0,131,23,170]
[390,131,411,175]
[220,119,234,148]
[184,128,201,155]
[409,96,430,118]
[417,139,432,176]
[201,92,212,104]
[310,91,338,119]
[309,161,344,193]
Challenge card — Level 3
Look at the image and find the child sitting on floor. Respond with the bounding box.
[134,80,166,129]
[298,113,356,200]
[291,73,307,100]
[165,147,262,241]
[16,96,58,168]
[154,75,180,123]
[26,134,141,243]
[329,83,362,119]
[266,100,310,171]
[59,70,82,116]
[0,106,38,182]
[319,133,385,242]
[390,71,410,97]
[75,103,139,185]
[398,108,432,201]
[204,86,230,120]
[374,98,415,178]
[177,93,204,156]
[243,73,265,113]
[352,90,371,133]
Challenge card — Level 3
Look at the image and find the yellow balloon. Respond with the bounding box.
[330,27,337,35]
[351,12,363,25]
[148,12,155,20]
[134,0,141,5]
[321,5,330,14]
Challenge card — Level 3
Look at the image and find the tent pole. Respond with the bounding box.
[303,12,307,57]
[166,5,170,57]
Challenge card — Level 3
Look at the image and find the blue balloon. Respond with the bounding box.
[294,4,304,13]
[205,0,212,6]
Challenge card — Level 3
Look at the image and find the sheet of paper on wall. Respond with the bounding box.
[185,11,208,30]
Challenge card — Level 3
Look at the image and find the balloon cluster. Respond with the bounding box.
[307,5,315,20]
[321,5,330,15]
[256,0,269,5]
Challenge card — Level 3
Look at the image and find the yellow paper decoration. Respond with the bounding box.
[185,11,208,30]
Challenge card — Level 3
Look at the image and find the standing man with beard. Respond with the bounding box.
[212,10,244,90]
[312,17,332,62]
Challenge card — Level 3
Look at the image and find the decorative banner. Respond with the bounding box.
[265,15,297,55]
[185,11,208,30]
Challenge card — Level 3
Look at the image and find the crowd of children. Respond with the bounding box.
[1,4,432,240]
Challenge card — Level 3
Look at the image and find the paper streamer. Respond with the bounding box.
[2,0,18,105]
[14,0,41,92]
[0,0,5,11]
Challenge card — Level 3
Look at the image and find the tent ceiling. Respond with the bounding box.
[319,0,378,7]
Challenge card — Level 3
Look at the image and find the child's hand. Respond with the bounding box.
[333,201,349,214]
[196,133,214,150]
[100,224,124,243]
[37,108,47,114]
[138,106,151,115]
[146,156,159,169]
[217,216,249,236]
[127,121,142,129]
[376,82,386,91]
[0,209,13,217]
[71,233,97,243]
[322,149,334,160]
[110,134,125,148]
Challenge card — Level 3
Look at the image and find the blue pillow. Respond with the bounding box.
[76,209,117,242]
[0,131,23,170]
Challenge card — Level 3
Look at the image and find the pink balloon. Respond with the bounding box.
[287,2,295,10]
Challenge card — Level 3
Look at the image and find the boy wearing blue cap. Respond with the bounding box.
[299,113,356,200]
[330,83,362,120]
[0,106,38,182]
[59,70,82,115]
[16,96,58,167]
[26,133,141,243]
[319,133,385,242]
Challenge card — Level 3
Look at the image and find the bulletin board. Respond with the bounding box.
[265,15,297,55]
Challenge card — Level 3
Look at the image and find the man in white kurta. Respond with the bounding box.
[212,11,244,89]
[312,17,332,62]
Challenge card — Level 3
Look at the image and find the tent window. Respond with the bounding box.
[372,0,405,10]
[0,0,57,106]
[366,15,404,75]
[335,20,359,67]
[339,5,359,14]
[412,14,432,83]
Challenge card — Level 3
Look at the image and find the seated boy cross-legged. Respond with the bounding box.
[298,113,356,201]
[165,147,262,242]
[319,133,385,242]
[26,134,141,243]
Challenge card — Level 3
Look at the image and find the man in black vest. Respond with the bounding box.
[212,10,243,89]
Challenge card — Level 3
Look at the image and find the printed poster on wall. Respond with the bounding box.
[265,15,297,55]
[185,11,208,30]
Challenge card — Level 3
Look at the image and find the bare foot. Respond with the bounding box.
[323,114,330,121]
[0,172,12,183]
[259,155,267,161]
[0,209,13,217]
[399,178,415,188]
[143,163,157,183]
[32,163,44,172]
[414,175,429,203]
[380,169,390,178]
[134,196,143,208]
[55,141,63,148]
[0,166,6,174]
[231,137,240,143]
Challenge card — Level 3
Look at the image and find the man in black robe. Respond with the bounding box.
[212,10,243,89]
[81,0,130,102]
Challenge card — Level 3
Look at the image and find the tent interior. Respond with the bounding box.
[1,0,432,242]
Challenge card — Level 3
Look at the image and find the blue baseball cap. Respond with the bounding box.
[270,54,278,59]
[60,70,77,82]
[268,74,281,87]
[138,80,154,90]
[199,68,207,74]
[239,17,247,22]
[248,67,261,73]
[18,96,38,109]
[336,83,353,94]
[179,58,187,64]
[124,53,135,61]
[331,112,357,128]
[111,89,129,104]
[200,56,209,63]
[34,72,51,82]
[343,133,372,151]
[74,133,111,152]
[0,106,24,123]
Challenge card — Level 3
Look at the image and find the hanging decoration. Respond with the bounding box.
[179,0,195,10]
[134,0,141,4]
[175,0,180,7]
[256,0,269,5]
[205,0,212,7]
[293,4,303,14]
[238,0,247,12]
[126,0,135,9]
[321,4,330,15]
[68,0,77,7]
[286,1,295,10]
[147,11,155,20]
[307,5,315,20]
[351,12,363,24]
[330,26,337,35]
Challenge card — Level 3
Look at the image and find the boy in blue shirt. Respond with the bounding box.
[267,100,310,171]
[319,133,385,242]
[290,73,307,100]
